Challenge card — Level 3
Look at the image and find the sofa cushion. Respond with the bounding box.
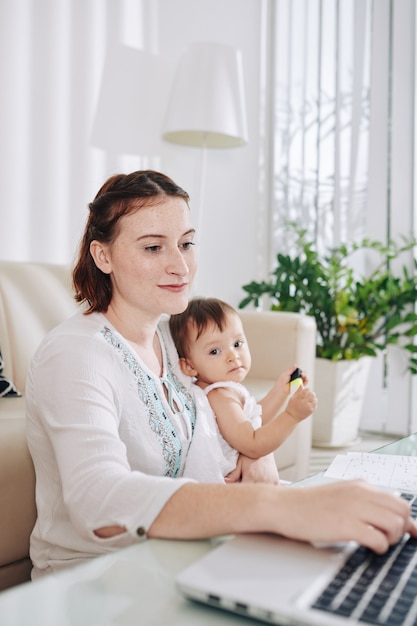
[0,396,25,419]
[0,418,36,569]
[0,347,21,397]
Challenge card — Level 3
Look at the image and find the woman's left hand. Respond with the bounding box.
[225,453,280,484]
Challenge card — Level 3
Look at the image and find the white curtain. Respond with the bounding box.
[269,0,371,261]
[268,0,417,436]
[0,0,154,264]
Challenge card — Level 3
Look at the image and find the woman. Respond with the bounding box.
[26,170,417,578]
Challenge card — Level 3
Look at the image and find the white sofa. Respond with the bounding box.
[0,262,77,592]
[0,261,316,591]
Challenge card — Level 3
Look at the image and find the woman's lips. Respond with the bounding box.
[159,283,188,293]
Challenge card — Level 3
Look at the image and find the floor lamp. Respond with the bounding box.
[162,42,248,247]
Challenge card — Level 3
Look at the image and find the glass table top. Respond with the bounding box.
[374,433,417,457]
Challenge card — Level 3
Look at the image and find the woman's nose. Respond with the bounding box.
[168,249,189,276]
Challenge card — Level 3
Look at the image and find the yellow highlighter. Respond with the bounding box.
[289,367,303,395]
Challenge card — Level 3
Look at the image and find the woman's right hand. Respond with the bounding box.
[269,479,417,553]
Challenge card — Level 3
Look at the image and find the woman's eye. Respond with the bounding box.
[145,245,161,253]
[180,241,196,251]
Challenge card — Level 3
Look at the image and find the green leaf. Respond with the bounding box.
[239,222,417,373]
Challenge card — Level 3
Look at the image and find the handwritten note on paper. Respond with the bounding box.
[324,453,417,493]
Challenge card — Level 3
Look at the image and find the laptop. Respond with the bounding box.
[176,480,417,625]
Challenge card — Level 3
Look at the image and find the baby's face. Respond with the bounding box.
[186,312,252,386]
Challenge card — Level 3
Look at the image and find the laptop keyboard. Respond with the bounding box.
[312,493,417,625]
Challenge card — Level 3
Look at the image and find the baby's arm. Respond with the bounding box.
[209,384,317,459]
[260,365,310,424]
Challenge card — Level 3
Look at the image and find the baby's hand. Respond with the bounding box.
[275,365,309,395]
[286,386,318,422]
[275,365,300,394]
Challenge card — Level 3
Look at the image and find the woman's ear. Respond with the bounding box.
[179,357,198,378]
[90,240,112,275]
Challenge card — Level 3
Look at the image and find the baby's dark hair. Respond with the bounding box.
[169,297,237,358]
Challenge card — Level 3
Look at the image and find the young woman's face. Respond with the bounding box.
[95,197,197,319]
[184,311,252,386]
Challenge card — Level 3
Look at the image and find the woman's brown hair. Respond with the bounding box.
[73,170,189,313]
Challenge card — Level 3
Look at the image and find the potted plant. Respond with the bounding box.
[239,224,417,446]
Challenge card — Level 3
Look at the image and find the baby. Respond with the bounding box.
[169,297,317,482]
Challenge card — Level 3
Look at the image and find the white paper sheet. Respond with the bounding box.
[324,452,417,493]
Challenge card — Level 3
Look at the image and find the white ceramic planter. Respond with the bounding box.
[312,356,373,447]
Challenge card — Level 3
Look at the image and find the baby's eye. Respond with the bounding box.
[234,340,244,348]
[209,348,220,356]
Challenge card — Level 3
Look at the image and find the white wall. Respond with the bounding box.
[0,0,267,308]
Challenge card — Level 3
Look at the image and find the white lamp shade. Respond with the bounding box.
[162,42,248,148]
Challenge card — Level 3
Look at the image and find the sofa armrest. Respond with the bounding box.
[239,310,316,481]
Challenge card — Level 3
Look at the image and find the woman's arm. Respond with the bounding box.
[27,332,194,547]
[147,479,417,555]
